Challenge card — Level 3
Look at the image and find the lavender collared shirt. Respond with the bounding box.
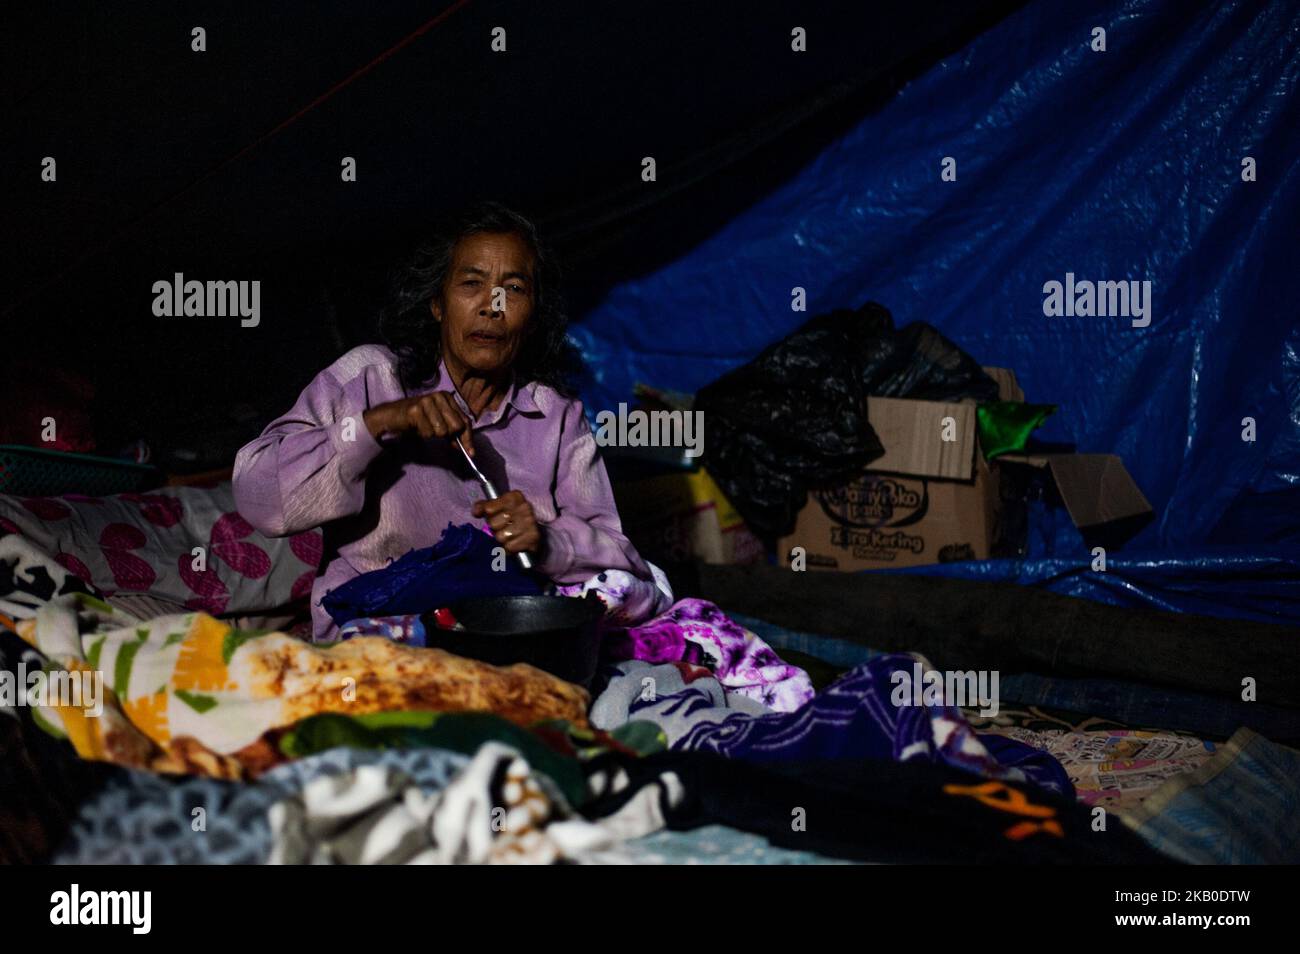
[232,343,652,640]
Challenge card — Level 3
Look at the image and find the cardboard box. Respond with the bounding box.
[996,451,1154,549]
[778,368,1151,571]
[613,465,765,566]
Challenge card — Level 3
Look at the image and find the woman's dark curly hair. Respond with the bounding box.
[380,202,579,395]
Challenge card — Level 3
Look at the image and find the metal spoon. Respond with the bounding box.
[456,434,533,570]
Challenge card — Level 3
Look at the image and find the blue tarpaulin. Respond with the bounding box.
[571,0,1300,621]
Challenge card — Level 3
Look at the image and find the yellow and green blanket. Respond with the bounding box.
[14,592,591,779]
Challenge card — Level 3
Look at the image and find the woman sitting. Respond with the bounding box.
[233,203,655,641]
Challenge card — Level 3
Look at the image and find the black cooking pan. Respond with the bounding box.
[423,593,607,689]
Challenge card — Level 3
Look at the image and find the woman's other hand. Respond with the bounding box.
[363,393,474,454]
[472,490,541,555]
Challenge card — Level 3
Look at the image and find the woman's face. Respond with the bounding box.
[432,230,536,379]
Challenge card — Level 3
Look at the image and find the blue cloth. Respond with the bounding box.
[51,747,471,865]
[592,656,1073,798]
[995,673,1300,745]
[729,611,887,669]
[1122,728,1300,864]
[676,656,1075,799]
[321,522,541,628]
[336,614,428,647]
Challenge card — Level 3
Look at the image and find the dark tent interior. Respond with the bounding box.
[6,0,1028,463]
[3,0,1299,876]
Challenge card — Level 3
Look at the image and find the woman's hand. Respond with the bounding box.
[472,490,542,555]
[363,393,474,454]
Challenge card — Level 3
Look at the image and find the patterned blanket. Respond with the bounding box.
[1117,728,1300,863]
[2,530,598,782]
[0,485,321,618]
[591,658,1074,797]
[8,579,589,778]
[965,705,1220,810]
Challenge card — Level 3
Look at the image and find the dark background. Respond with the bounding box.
[4,0,1025,470]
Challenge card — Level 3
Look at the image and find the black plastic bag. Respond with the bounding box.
[695,302,997,539]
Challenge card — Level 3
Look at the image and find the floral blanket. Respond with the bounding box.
[966,707,1220,811]
[8,582,588,779]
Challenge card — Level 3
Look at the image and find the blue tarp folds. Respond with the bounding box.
[571,0,1300,622]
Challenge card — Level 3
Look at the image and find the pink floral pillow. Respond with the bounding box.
[0,483,321,616]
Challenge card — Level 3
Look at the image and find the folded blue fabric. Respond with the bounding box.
[593,657,1074,798]
[1122,728,1300,864]
[322,522,541,627]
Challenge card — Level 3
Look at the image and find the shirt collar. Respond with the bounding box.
[428,357,544,425]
